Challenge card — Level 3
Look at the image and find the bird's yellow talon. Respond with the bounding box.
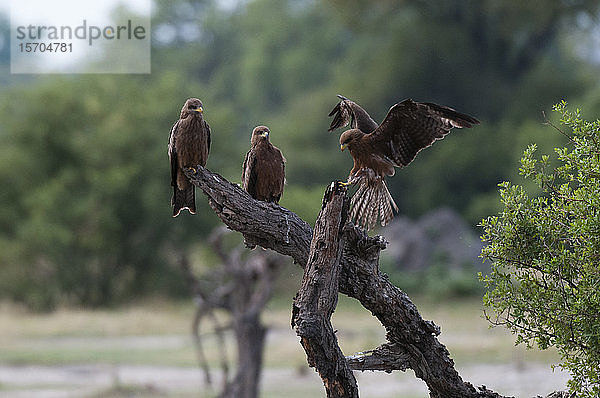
[337,180,351,188]
[186,166,197,174]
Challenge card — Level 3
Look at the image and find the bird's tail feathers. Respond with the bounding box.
[172,185,196,217]
[350,178,398,230]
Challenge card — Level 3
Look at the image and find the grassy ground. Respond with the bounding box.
[0,296,564,397]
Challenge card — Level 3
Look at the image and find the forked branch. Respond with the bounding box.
[187,166,511,398]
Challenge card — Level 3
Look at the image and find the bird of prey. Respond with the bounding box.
[328,95,479,230]
[168,98,211,217]
[242,125,286,203]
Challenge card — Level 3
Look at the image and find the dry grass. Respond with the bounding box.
[0,296,563,397]
[0,296,559,365]
[0,299,195,338]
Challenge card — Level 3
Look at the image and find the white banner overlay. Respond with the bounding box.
[10,0,150,74]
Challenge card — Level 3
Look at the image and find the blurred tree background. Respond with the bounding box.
[1,0,600,310]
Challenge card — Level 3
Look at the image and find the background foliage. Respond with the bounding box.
[1,0,600,309]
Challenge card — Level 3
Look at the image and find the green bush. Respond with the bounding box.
[480,102,600,397]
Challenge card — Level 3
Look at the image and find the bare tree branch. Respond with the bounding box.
[177,252,214,387]
[346,343,411,372]
[178,221,287,398]
[190,167,312,265]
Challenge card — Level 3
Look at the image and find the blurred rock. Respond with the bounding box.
[381,207,485,272]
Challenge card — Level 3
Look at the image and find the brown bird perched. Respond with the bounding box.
[328,95,480,230]
[242,126,286,203]
[168,98,211,217]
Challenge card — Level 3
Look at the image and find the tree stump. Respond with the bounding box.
[291,182,358,397]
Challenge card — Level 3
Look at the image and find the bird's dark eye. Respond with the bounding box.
[188,105,196,110]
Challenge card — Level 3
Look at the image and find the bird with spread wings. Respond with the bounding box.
[168,98,211,217]
[242,125,286,203]
[328,95,480,230]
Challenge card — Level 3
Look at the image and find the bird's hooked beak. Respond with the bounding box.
[340,143,348,151]
[194,107,203,114]
[261,131,269,138]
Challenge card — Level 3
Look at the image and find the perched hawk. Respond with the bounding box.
[328,95,479,230]
[168,98,211,217]
[242,126,286,203]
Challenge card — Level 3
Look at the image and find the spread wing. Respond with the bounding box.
[366,99,480,168]
[168,120,180,187]
[328,94,378,134]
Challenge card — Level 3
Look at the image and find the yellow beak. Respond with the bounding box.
[195,107,203,113]
[340,143,347,151]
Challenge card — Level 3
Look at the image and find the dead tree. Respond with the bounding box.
[178,225,286,398]
[185,166,566,398]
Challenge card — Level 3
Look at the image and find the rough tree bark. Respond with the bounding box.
[186,166,565,398]
[291,182,359,397]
